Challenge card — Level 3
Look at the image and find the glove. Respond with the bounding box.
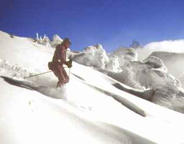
[66,59,72,68]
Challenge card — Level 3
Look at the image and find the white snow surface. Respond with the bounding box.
[1,30,184,144]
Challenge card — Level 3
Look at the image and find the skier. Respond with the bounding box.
[48,38,72,87]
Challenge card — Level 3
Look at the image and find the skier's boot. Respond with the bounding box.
[56,80,64,87]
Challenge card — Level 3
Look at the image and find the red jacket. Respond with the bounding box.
[52,44,67,65]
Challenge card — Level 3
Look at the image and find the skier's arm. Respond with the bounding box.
[60,46,67,65]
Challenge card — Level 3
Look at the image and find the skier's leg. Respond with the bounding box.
[51,64,64,87]
[62,68,69,83]
[57,65,66,86]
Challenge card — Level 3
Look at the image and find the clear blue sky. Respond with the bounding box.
[1,0,184,52]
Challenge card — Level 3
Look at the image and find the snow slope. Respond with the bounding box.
[0,31,53,72]
[1,30,184,144]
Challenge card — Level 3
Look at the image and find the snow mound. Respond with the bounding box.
[144,56,168,72]
[110,48,138,68]
[106,55,122,72]
[72,44,124,72]
[0,59,33,79]
[148,51,184,86]
[50,34,63,48]
[72,44,109,69]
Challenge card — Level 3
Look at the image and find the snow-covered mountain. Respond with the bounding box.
[1,30,184,144]
[148,51,184,86]
[72,41,184,113]
[134,40,184,87]
[136,40,184,60]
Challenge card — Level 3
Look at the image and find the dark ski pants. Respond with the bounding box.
[48,62,69,86]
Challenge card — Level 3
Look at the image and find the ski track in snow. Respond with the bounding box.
[71,73,146,117]
[0,60,104,114]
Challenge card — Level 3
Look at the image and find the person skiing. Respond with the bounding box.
[48,38,72,87]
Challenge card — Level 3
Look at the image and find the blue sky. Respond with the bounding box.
[1,0,184,52]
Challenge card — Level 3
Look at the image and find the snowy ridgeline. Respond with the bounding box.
[72,45,141,73]
[72,44,124,72]
[35,33,63,48]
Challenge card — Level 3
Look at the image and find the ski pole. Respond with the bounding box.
[69,68,71,80]
[24,71,52,79]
